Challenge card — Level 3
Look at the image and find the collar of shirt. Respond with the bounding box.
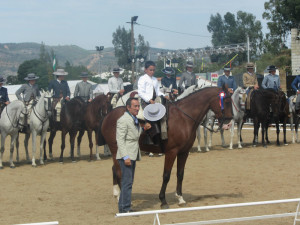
[57,79,61,84]
[187,71,192,74]
[247,72,254,76]
[127,112,139,127]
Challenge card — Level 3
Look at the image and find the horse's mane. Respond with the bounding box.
[175,86,219,103]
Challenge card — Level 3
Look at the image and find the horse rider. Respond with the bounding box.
[291,67,300,114]
[48,68,70,122]
[161,67,178,95]
[74,72,93,102]
[116,97,151,213]
[15,73,40,125]
[262,65,281,91]
[0,76,10,115]
[217,66,237,94]
[108,67,125,108]
[178,61,196,93]
[138,60,169,145]
[243,62,259,113]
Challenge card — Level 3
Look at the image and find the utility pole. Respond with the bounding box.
[95,46,104,74]
[128,16,138,83]
[247,35,250,63]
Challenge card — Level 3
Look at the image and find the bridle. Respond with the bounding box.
[167,91,232,133]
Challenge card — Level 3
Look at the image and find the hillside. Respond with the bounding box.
[0,42,117,76]
[0,42,162,77]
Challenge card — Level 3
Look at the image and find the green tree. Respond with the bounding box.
[207,11,263,63]
[262,0,300,53]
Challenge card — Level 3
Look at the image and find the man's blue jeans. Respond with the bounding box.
[118,159,136,213]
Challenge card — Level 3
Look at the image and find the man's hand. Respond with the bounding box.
[119,89,125,95]
[149,99,155,104]
[65,96,70,101]
[124,158,131,166]
[254,84,259,90]
[297,90,300,95]
[143,123,151,131]
[228,88,233,94]
[173,89,178,94]
[88,99,92,102]
[164,95,170,100]
[5,101,9,105]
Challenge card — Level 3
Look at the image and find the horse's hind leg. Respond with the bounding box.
[112,163,121,199]
[39,132,47,165]
[69,130,77,162]
[175,151,189,206]
[9,134,17,168]
[31,130,38,167]
[15,133,20,162]
[196,126,202,152]
[77,129,85,158]
[43,139,47,161]
[86,129,94,161]
[159,151,177,209]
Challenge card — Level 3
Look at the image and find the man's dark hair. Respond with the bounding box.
[126,97,139,111]
[145,61,156,69]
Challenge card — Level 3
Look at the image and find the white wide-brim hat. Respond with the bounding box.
[53,69,68,76]
[144,103,166,121]
[24,73,39,80]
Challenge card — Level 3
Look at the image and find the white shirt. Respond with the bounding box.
[108,76,124,94]
[138,74,165,102]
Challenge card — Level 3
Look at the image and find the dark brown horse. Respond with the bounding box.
[45,97,87,162]
[98,86,233,208]
[251,89,280,147]
[84,94,111,160]
[266,90,289,146]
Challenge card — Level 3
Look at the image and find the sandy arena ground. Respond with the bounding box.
[1,127,300,225]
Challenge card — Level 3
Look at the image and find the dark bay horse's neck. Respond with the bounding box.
[173,87,220,127]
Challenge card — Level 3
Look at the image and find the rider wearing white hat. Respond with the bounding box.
[15,73,40,103]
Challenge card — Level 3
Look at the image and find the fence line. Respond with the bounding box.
[115,198,300,225]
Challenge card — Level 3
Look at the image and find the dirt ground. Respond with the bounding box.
[1,127,300,225]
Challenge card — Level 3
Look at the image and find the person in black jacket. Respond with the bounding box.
[0,76,10,115]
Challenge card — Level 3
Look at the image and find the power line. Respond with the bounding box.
[136,23,211,38]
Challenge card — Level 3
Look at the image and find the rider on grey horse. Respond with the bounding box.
[15,73,40,126]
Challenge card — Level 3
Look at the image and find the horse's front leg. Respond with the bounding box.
[94,130,101,160]
[24,132,31,163]
[48,130,56,160]
[69,130,77,163]
[87,129,94,160]
[0,133,6,169]
[9,133,18,168]
[262,122,267,148]
[159,151,177,209]
[59,129,67,163]
[237,120,243,149]
[203,125,210,152]
[229,119,235,150]
[15,133,20,162]
[296,117,299,143]
[39,131,47,165]
[31,130,37,167]
[175,151,189,206]
[196,126,202,152]
[290,114,295,143]
[276,121,280,146]
[77,129,85,158]
[252,119,259,147]
[283,118,288,145]
[220,128,226,148]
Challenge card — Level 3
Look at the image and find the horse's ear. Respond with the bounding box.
[41,89,45,94]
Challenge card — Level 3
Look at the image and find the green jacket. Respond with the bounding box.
[116,112,142,161]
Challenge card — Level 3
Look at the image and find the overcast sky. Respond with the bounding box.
[0,0,269,50]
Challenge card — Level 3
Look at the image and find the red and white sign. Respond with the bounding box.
[211,73,219,83]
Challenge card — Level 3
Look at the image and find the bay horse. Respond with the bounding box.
[98,86,233,208]
[251,89,280,147]
[84,94,111,160]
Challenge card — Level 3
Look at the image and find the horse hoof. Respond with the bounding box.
[72,160,77,163]
[178,202,186,207]
[160,204,169,209]
[32,165,37,168]
[284,143,288,146]
[10,165,15,169]
[263,145,267,148]
[0,166,3,170]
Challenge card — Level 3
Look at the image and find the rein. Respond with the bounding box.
[167,98,224,133]
[6,106,19,128]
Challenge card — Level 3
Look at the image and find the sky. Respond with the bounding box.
[0,0,269,51]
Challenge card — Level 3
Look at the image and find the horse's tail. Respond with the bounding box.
[97,118,106,146]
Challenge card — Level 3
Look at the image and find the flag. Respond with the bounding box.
[53,55,56,71]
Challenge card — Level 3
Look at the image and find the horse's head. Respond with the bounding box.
[44,90,53,117]
[102,93,113,115]
[211,84,233,130]
[233,87,246,112]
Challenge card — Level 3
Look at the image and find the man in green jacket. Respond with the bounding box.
[116,97,151,213]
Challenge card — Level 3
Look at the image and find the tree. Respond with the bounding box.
[112,26,150,70]
[207,11,263,63]
[263,0,300,53]
[112,26,131,69]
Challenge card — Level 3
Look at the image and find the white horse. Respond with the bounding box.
[196,87,246,151]
[0,100,25,169]
[289,95,300,143]
[23,90,52,167]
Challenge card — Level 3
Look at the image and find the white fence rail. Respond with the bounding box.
[13,222,59,225]
[116,198,300,225]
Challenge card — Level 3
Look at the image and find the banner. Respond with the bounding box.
[211,73,219,83]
